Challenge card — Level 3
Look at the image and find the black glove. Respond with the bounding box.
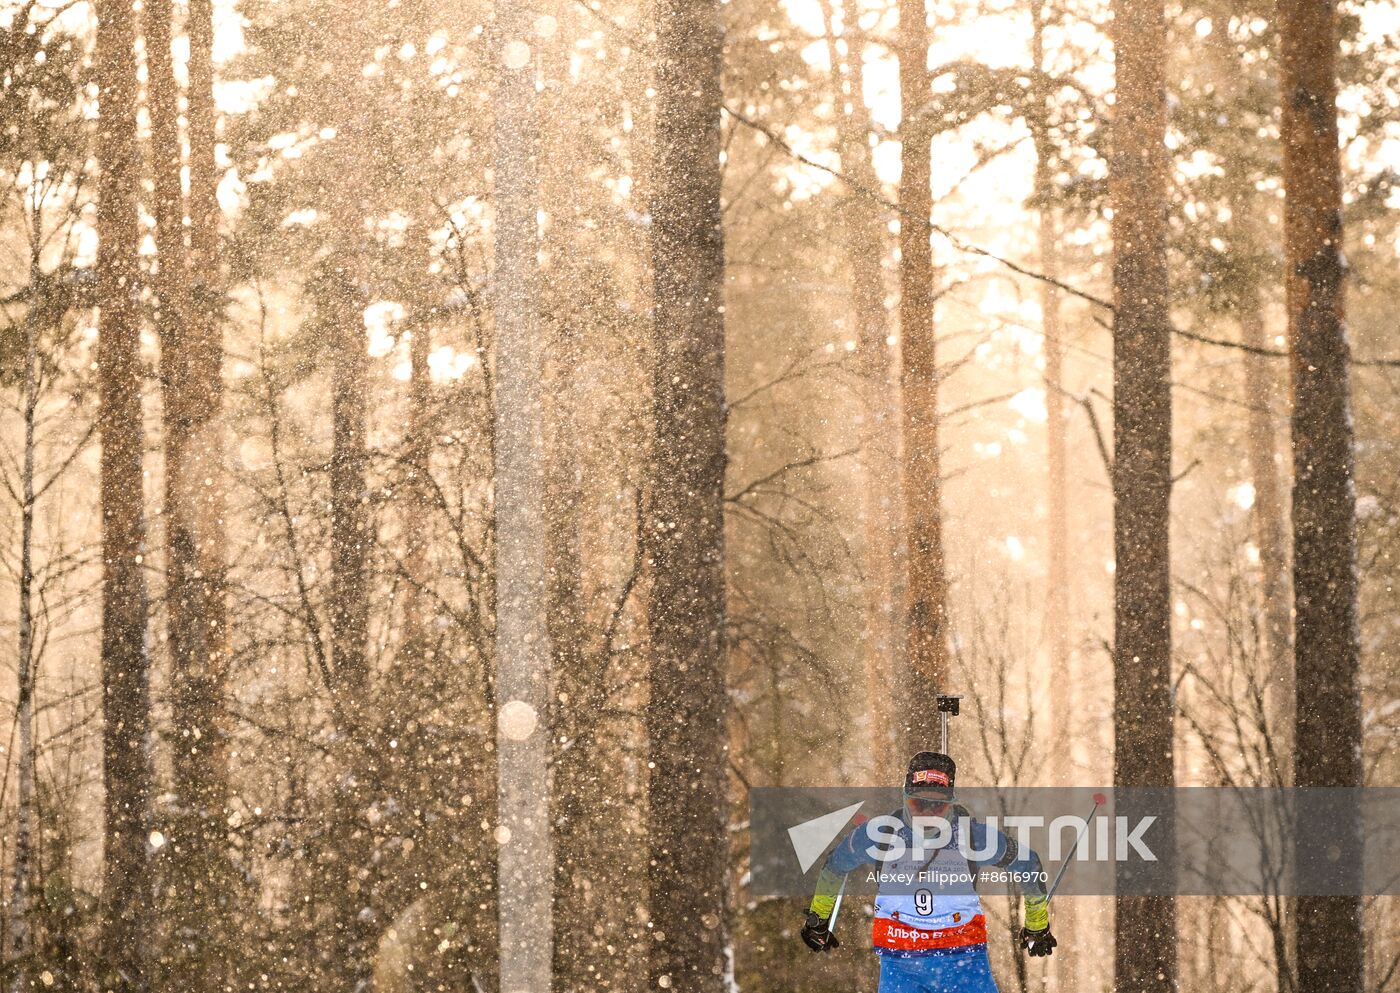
[801,911,839,952]
[1020,925,1056,957]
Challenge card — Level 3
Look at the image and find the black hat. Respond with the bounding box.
[905,751,956,794]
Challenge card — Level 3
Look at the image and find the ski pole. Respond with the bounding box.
[827,873,848,935]
[1046,792,1106,905]
[824,808,872,943]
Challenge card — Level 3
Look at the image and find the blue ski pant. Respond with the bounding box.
[877,946,999,993]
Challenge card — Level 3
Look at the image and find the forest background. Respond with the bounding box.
[0,0,1396,991]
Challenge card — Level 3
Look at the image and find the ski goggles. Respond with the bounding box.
[903,788,954,816]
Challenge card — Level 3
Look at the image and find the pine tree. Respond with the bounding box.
[146,0,239,981]
[817,0,901,779]
[646,0,731,988]
[898,0,950,748]
[95,0,155,987]
[1109,0,1178,989]
[2,20,91,986]
[540,38,590,984]
[1030,0,1074,777]
[1029,3,1081,984]
[8,185,42,993]
[1278,1,1364,990]
[1180,0,1294,774]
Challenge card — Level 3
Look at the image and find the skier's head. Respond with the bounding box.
[904,751,955,818]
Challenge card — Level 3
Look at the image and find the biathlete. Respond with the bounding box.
[800,752,1057,993]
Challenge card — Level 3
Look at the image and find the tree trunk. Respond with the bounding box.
[818,0,902,780]
[1199,4,1295,785]
[646,0,730,988]
[1030,7,1079,989]
[402,307,433,645]
[145,0,185,314]
[318,254,378,990]
[96,1,156,987]
[492,3,555,990]
[1030,0,1074,784]
[308,11,385,986]
[146,0,238,983]
[186,0,219,288]
[1277,1,1364,990]
[1109,0,1177,990]
[1239,300,1294,772]
[303,91,376,977]
[898,0,950,751]
[538,69,592,979]
[329,260,370,700]
[545,310,594,993]
[8,228,42,993]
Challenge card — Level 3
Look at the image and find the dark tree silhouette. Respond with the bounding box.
[898,0,950,749]
[317,12,379,987]
[146,0,239,982]
[1279,1,1364,991]
[1109,0,1177,990]
[95,0,155,988]
[645,0,731,988]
